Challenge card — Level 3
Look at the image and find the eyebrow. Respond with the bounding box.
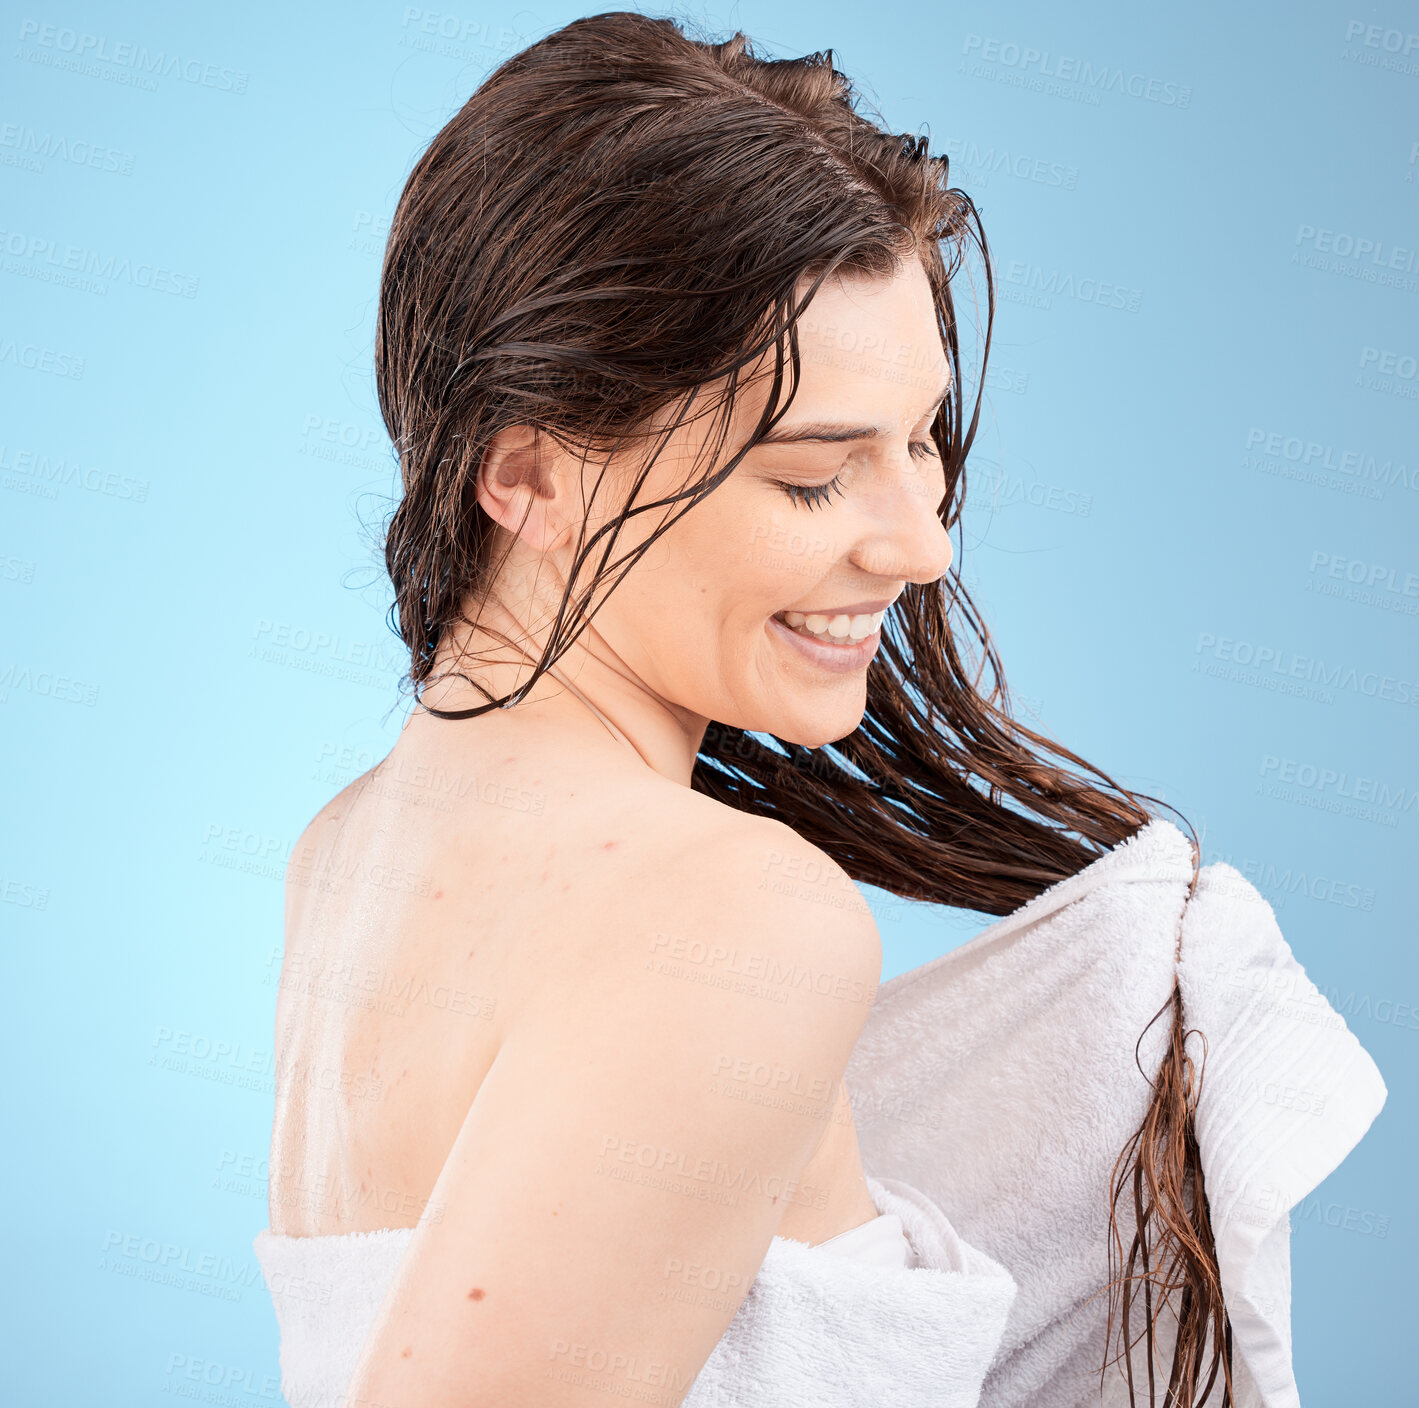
[756,371,953,445]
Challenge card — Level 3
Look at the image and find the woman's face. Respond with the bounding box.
[598,259,955,749]
[475,258,955,759]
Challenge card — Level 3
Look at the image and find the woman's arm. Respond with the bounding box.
[344,815,883,1407]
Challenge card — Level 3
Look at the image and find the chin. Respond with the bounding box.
[777,697,869,750]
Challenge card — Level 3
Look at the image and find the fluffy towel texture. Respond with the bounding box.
[253,817,1387,1407]
[682,1174,1018,1407]
[845,817,1388,1408]
[253,1172,1018,1408]
[254,1222,414,1405]
[812,1208,913,1267]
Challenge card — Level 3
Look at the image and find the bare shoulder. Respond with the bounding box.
[287,767,371,854]
[540,783,883,1044]
[674,800,881,969]
[344,785,883,1404]
[279,768,383,935]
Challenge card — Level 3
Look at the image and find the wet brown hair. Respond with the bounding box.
[374,11,1234,1403]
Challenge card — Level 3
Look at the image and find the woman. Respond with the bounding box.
[259,11,1231,1405]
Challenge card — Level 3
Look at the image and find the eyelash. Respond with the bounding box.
[777,441,940,509]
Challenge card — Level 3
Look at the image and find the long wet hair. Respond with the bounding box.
[374,11,1233,1403]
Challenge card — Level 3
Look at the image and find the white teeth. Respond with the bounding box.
[778,609,885,644]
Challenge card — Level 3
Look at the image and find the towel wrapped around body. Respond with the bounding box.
[254,818,1387,1407]
[844,816,1388,1408]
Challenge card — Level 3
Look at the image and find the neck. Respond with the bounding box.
[416,595,708,787]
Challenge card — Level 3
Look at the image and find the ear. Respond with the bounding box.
[474,424,578,554]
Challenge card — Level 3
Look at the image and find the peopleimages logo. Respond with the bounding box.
[1345,20,1419,55]
[1259,755,1418,815]
[1360,346,1419,379]
[15,20,250,94]
[1295,225,1418,274]
[1357,345,1419,401]
[1193,632,1419,708]
[0,121,136,176]
[0,226,199,298]
[942,137,1079,191]
[1244,428,1415,494]
[961,34,1192,107]
[1002,260,1143,313]
[1342,20,1419,75]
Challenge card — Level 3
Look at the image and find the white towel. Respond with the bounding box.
[254,1172,1019,1408]
[681,1173,1018,1407]
[253,817,1387,1407]
[845,816,1388,1408]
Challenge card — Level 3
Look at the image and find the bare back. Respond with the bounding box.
[268,706,882,1249]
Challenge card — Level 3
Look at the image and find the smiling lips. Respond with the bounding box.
[775,608,887,645]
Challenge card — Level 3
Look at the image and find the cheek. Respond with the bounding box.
[605,484,847,671]
[589,499,744,661]
[710,494,828,614]
[647,486,792,603]
[735,499,845,601]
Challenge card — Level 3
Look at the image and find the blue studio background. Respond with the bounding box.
[2,1,1414,1402]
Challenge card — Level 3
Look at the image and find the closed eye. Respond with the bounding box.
[776,472,845,509]
[776,442,938,509]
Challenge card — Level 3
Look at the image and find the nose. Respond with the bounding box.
[847,457,955,587]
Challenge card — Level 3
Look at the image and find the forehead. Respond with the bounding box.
[628,263,950,477]
[797,263,942,362]
[748,263,951,432]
